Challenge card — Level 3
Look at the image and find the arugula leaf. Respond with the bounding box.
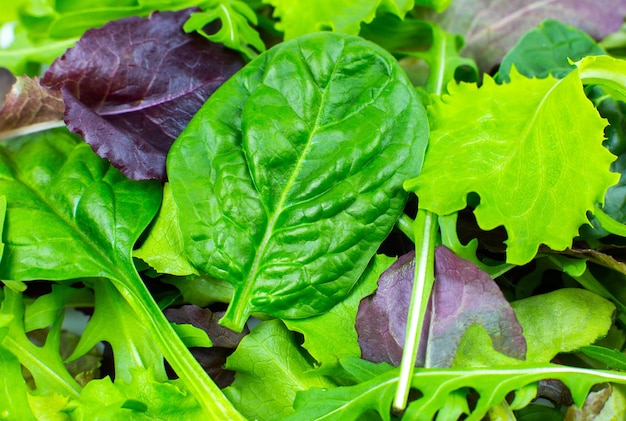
[41,9,244,181]
[0,334,37,420]
[68,281,168,383]
[286,358,626,421]
[0,129,243,418]
[183,0,266,60]
[404,67,618,265]
[497,19,605,83]
[360,17,478,93]
[69,368,204,420]
[224,319,335,420]
[0,287,81,399]
[0,69,64,141]
[262,0,416,39]
[168,32,428,331]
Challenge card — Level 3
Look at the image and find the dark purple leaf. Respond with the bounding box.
[356,246,526,368]
[164,305,249,388]
[419,0,626,72]
[41,9,244,181]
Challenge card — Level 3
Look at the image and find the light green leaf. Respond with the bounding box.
[0,287,81,399]
[404,68,618,264]
[262,0,415,39]
[0,196,5,262]
[67,281,167,384]
[68,368,203,420]
[133,183,199,276]
[171,323,213,349]
[168,32,428,331]
[512,289,615,363]
[0,26,78,77]
[284,254,395,368]
[183,0,266,60]
[224,319,335,420]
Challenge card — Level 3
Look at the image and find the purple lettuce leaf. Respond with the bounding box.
[164,305,249,388]
[356,246,526,368]
[41,9,244,181]
[0,68,64,141]
[419,0,626,72]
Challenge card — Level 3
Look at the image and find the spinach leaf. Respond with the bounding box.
[284,253,396,368]
[496,19,606,83]
[168,32,428,331]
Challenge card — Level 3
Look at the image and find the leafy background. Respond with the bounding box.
[2,0,626,420]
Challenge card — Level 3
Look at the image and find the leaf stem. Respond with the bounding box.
[396,213,415,242]
[393,209,437,411]
[113,269,246,420]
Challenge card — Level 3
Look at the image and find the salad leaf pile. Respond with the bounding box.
[3,0,626,420]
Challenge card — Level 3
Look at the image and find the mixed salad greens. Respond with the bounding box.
[3,0,626,419]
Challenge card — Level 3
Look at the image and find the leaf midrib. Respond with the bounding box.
[236,42,344,314]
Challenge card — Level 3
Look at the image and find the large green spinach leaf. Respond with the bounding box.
[168,32,428,331]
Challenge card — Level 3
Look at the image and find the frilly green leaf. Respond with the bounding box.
[262,0,415,39]
[405,67,618,264]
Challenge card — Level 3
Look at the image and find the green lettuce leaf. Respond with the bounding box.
[262,0,415,39]
[405,67,618,264]
[512,288,616,363]
[168,32,428,331]
[224,319,335,420]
